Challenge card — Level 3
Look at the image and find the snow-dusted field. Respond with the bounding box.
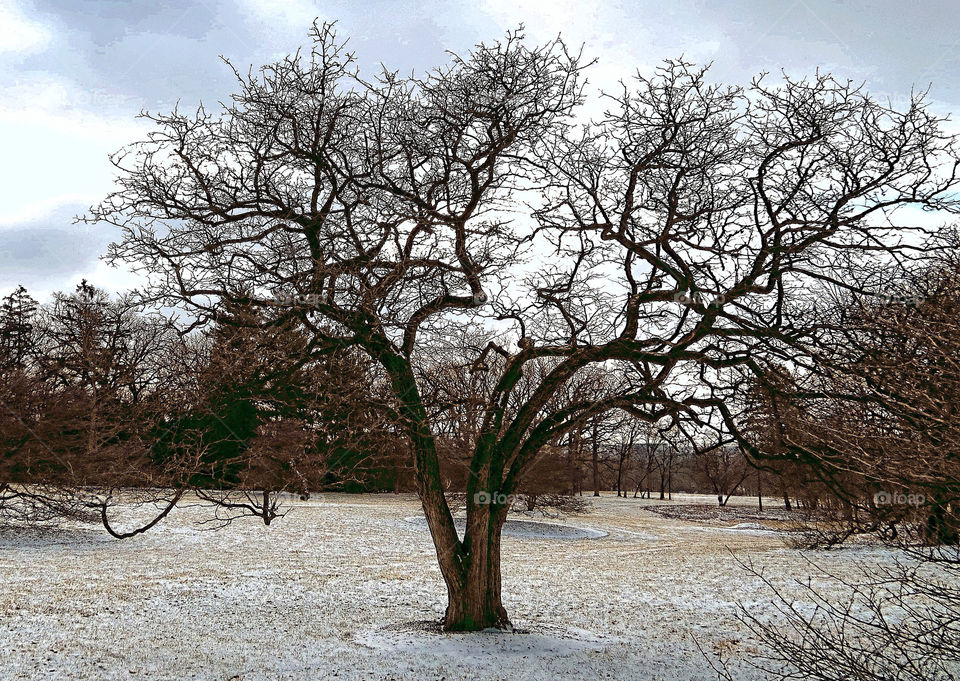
[0,493,899,680]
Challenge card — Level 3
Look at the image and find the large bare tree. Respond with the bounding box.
[89,23,960,630]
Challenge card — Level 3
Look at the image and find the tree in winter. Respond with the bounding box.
[154,296,407,524]
[0,282,195,527]
[0,286,37,373]
[742,247,960,545]
[694,443,749,507]
[88,23,960,629]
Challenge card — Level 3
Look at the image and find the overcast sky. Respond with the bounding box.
[3,0,960,300]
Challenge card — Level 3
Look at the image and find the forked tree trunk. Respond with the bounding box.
[442,506,511,631]
[385,357,513,631]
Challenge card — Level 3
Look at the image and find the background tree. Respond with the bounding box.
[0,285,37,372]
[0,285,45,519]
[691,443,749,507]
[652,428,680,501]
[741,247,960,545]
[0,282,198,528]
[606,410,641,498]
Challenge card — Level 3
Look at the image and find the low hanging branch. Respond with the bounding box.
[97,489,186,540]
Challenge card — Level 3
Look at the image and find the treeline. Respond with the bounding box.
[0,281,411,526]
[742,256,960,545]
[3,255,959,545]
[508,254,960,547]
[0,280,776,522]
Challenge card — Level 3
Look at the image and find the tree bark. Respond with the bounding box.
[382,354,488,629]
[757,470,763,512]
[443,505,511,631]
[780,478,792,511]
[616,452,625,498]
[591,420,601,497]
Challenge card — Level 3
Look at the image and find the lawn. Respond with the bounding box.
[0,493,897,680]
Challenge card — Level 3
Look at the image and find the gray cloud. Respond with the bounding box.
[12,0,273,110]
[689,0,960,101]
[0,203,113,293]
[8,0,496,112]
[13,0,960,110]
[5,0,960,298]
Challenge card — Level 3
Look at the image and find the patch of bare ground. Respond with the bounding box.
[641,503,813,528]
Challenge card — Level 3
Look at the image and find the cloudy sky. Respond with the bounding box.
[3,0,960,300]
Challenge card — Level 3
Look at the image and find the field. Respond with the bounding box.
[0,493,899,680]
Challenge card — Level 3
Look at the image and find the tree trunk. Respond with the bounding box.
[443,505,511,631]
[566,432,579,495]
[616,454,625,498]
[643,448,655,500]
[382,355,494,630]
[591,420,601,497]
[924,493,960,546]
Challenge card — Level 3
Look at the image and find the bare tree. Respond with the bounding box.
[739,247,960,546]
[707,252,960,679]
[706,548,960,681]
[653,431,680,501]
[627,422,677,499]
[606,410,642,498]
[693,443,750,507]
[0,282,204,530]
[88,23,960,630]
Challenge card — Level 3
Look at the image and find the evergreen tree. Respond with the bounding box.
[0,285,38,372]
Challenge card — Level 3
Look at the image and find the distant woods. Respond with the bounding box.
[0,281,410,528]
[3,252,960,546]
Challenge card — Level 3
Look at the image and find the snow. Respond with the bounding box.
[0,492,906,680]
[401,515,608,540]
[728,522,772,531]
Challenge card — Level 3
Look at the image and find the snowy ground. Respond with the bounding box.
[0,492,902,680]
